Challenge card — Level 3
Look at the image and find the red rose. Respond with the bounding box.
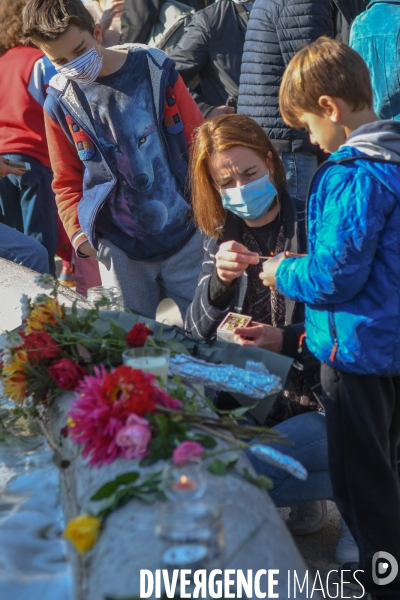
[23,331,61,361]
[48,358,87,390]
[126,323,153,347]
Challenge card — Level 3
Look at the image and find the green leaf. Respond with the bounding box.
[189,434,217,449]
[91,481,120,501]
[114,472,140,485]
[208,459,227,475]
[242,467,273,490]
[208,454,239,476]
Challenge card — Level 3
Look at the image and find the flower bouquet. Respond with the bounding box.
[0,275,187,407]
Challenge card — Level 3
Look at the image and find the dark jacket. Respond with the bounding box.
[170,0,249,116]
[237,0,366,153]
[120,0,204,44]
[185,191,305,348]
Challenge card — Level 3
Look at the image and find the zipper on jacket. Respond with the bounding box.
[329,310,339,362]
[60,98,117,244]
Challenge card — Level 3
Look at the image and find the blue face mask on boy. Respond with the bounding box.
[219,173,278,220]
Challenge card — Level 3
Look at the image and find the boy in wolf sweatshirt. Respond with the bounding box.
[261,37,400,599]
[22,0,205,317]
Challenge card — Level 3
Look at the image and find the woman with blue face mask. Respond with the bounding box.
[184,114,347,548]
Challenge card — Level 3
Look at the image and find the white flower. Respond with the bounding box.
[20,294,31,321]
[34,274,54,291]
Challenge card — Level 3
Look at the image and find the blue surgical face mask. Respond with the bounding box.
[219,173,278,220]
[55,45,103,85]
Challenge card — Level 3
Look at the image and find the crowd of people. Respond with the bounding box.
[0,0,399,598]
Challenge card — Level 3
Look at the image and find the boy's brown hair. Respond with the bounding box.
[22,0,95,45]
[189,114,287,237]
[279,37,373,129]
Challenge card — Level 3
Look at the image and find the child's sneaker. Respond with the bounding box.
[286,500,327,535]
[335,518,359,564]
[58,264,75,288]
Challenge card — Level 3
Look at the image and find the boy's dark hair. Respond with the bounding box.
[279,37,373,129]
[22,0,95,44]
[0,0,33,54]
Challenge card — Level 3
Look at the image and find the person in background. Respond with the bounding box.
[120,0,205,46]
[0,0,58,276]
[350,0,400,120]
[262,37,400,599]
[0,157,49,273]
[170,0,250,118]
[22,0,205,318]
[237,0,366,204]
[83,0,124,47]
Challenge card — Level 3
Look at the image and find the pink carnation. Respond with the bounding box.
[172,441,205,465]
[115,414,151,460]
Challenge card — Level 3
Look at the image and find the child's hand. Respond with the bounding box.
[216,240,259,285]
[0,157,26,177]
[259,252,286,289]
[233,322,283,353]
[78,241,97,259]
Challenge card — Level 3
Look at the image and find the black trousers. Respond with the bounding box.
[321,364,400,599]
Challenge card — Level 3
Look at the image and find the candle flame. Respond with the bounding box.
[180,475,188,484]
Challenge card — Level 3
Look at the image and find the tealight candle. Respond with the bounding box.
[162,460,206,502]
[173,474,197,491]
[122,348,170,384]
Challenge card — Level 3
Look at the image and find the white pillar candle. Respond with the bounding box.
[124,356,168,383]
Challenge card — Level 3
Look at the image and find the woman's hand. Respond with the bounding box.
[0,157,26,177]
[233,322,283,353]
[259,252,286,289]
[216,240,259,285]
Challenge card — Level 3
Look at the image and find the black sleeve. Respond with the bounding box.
[276,0,334,66]
[120,0,164,44]
[209,268,237,309]
[169,11,213,113]
[185,237,242,340]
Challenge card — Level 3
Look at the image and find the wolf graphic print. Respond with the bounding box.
[82,51,193,261]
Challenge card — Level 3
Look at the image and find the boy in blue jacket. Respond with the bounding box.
[261,37,400,599]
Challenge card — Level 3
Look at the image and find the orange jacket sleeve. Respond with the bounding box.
[44,111,88,251]
[172,74,205,145]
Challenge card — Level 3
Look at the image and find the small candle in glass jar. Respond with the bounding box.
[172,474,197,491]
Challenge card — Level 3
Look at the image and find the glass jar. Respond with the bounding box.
[156,502,225,577]
[86,286,122,310]
[122,347,170,384]
[162,459,206,502]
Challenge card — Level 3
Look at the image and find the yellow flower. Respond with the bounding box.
[25,298,63,333]
[2,350,29,403]
[64,515,102,554]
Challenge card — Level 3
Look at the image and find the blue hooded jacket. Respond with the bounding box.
[275,121,400,375]
[350,0,400,120]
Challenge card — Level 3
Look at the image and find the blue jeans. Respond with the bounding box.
[247,412,333,507]
[0,221,49,273]
[0,154,58,275]
[280,152,318,204]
